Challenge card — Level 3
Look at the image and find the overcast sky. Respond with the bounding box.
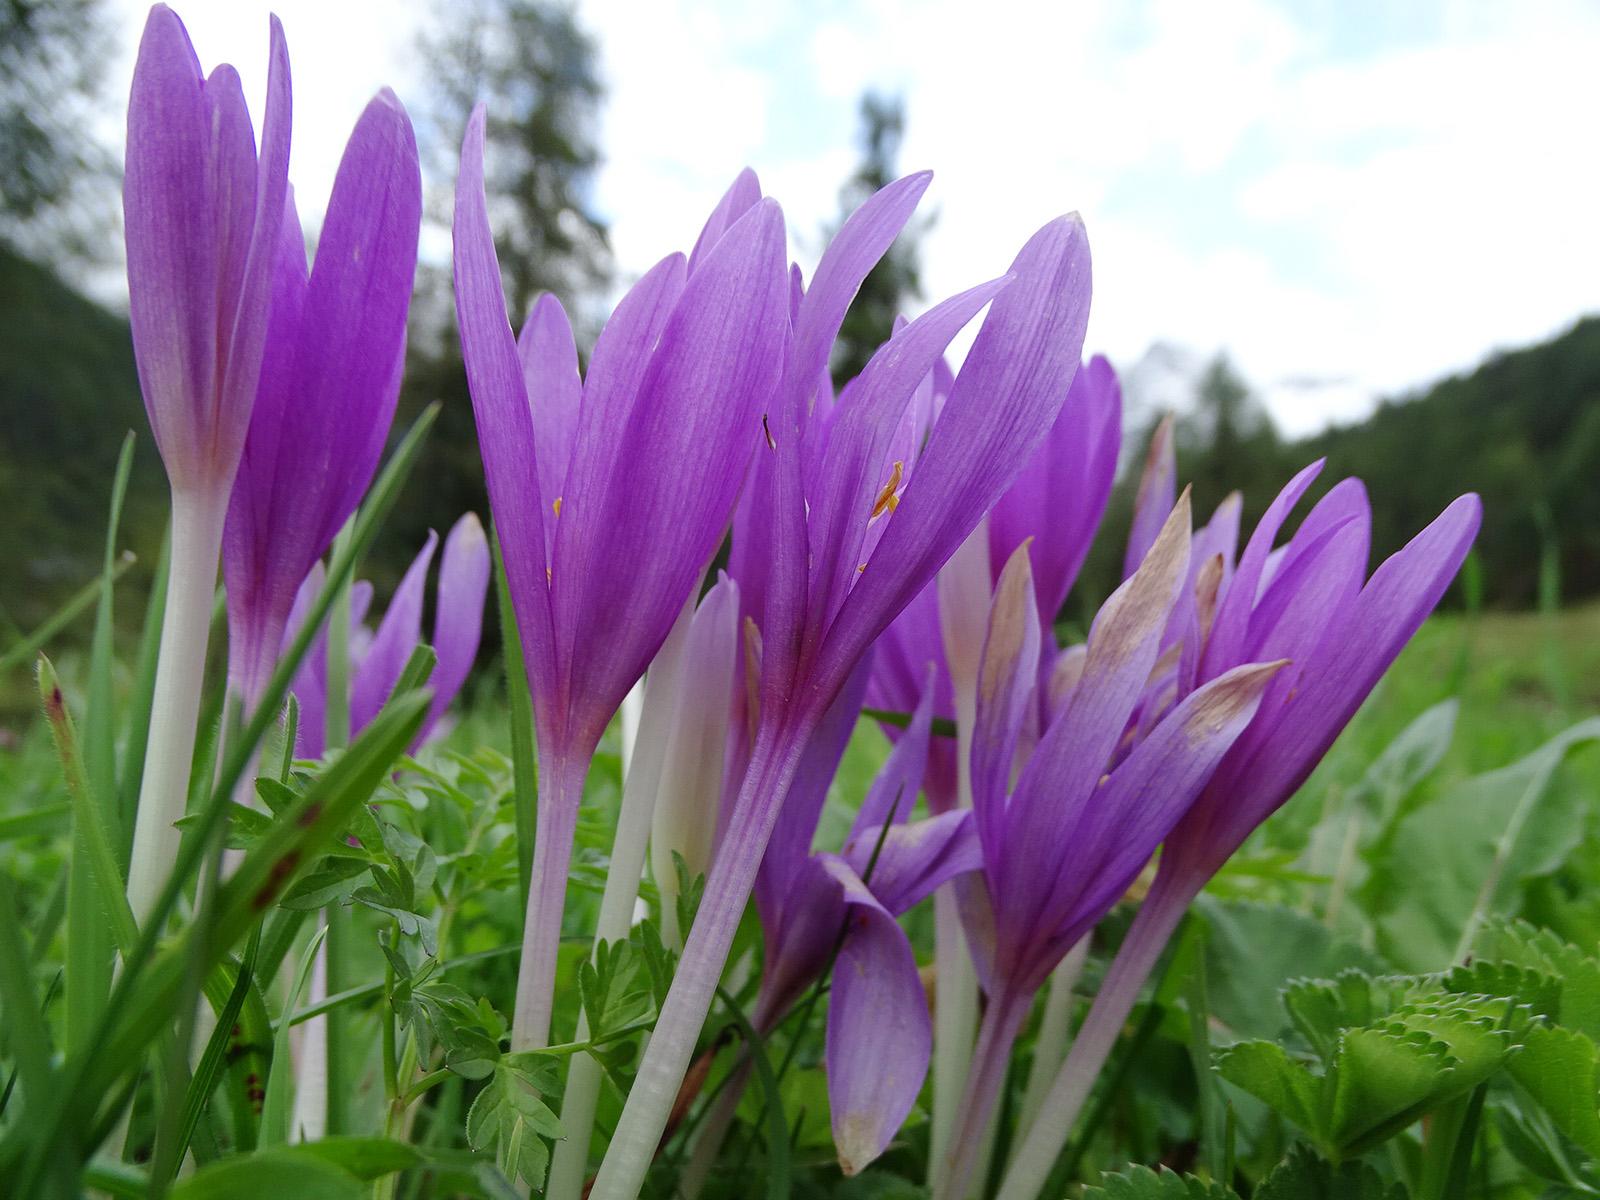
[102,0,1600,436]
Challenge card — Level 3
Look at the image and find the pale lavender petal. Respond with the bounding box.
[224,90,420,701]
[688,167,762,274]
[989,354,1121,626]
[849,664,935,840]
[821,856,932,1176]
[806,277,1011,642]
[1123,413,1176,581]
[996,497,1190,931]
[452,106,556,732]
[970,544,1041,859]
[553,200,789,755]
[1200,459,1324,682]
[517,293,583,555]
[418,513,491,745]
[124,7,218,486]
[867,581,959,813]
[1026,659,1284,984]
[1260,477,1370,601]
[1177,494,1482,874]
[350,530,437,736]
[819,215,1092,707]
[844,810,981,917]
[753,855,845,1029]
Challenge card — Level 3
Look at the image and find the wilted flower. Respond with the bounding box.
[997,470,1481,1200]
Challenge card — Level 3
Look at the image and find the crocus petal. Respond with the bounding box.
[1200,459,1324,682]
[806,276,1010,642]
[688,167,763,274]
[755,656,871,931]
[996,496,1190,929]
[1028,659,1285,983]
[1259,477,1370,601]
[821,856,932,1176]
[1123,414,1176,581]
[224,90,420,701]
[844,810,982,917]
[819,214,1092,705]
[1178,494,1482,873]
[651,573,741,888]
[849,665,936,840]
[418,513,491,745]
[970,544,1041,859]
[350,530,437,735]
[989,354,1121,626]
[867,581,960,813]
[517,293,583,557]
[123,7,244,489]
[453,105,556,731]
[551,202,788,754]
[754,855,846,1028]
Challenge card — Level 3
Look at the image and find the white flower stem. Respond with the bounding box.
[929,523,990,1192]
[548,682,668,1200]
[937,987,1030,1200]
[126,488,227,927]
[1017,937,1089,1132]
[512,751,592,1051]
[589,724,807,1200]
[995,878,1194,1200]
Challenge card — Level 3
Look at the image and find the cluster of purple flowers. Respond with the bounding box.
[119,7,1480,1199]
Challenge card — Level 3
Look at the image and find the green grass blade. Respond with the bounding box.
[0,874,54,1121]
[119,528,169,864]
[175,932,259,1163]
[21,690,432,1193]
[714,987,791,1200]
[260,923,330,1147]
[491,524,537,902]
[0,555,135,677]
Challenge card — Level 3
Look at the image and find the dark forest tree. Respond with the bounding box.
[0,0,116,270]
[414,0,611,325]
[391,0,612,591]
[831,91,924,386]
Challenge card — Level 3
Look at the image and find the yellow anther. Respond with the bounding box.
[552,496,562,517]
[870,460,905,520]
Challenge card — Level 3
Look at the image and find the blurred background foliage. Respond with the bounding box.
[3,0,1600,716]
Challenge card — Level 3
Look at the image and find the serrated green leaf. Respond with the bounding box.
[1507,1024,1600,1159]
[1254,1144,1407,1199]
[1215,1041,1323,1136]
[1083,1164,1239,1198]
[1474,918,1600,1038]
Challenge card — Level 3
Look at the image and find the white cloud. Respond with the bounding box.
[99,0,1600,436]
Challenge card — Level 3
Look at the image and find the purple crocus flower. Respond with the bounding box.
[223,91,421,709]
[996,472,1482,1200]
[284,514,490,758]
[453,111,790,1050]
[937,504,1284,1200]
[123,3,291,923]
[594,175,1093,1199]
[124,3,290,500]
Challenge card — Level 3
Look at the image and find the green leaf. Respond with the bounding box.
[1350,698,1457,820]
[1472,918,1600,1038]
[168,1149,362,1200]
[289,1136,422,1181]
[1365,718,1600,970]
[1199,899,1384,1041]
[465,1059,564,1189]
[1254,1145,1408,1199]
[1507,1024,1600,1159]
[1083,1164,1239,1198]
